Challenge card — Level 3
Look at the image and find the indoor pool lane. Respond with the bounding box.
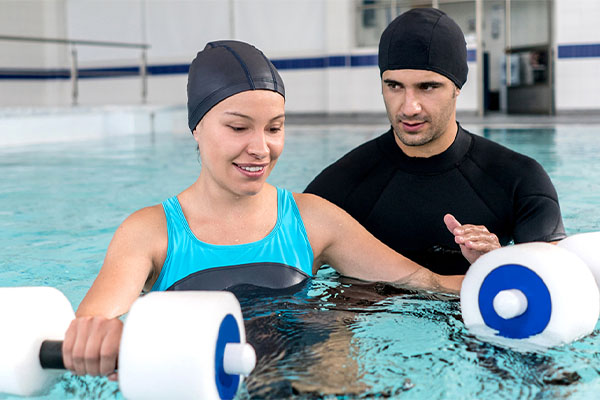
[1,124,600,399]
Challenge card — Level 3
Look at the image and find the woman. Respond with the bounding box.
[62,40,464,379]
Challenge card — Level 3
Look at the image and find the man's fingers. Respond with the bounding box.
[464,240,495,251]
[443,213,462,233]
[457,224,490,234]
[459,234,500,250]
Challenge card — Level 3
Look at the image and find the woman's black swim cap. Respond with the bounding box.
[378,8,468,88]
[187,40,285,133]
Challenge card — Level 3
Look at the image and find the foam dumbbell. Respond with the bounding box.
[119,291,256,400]
[0,287,75,396]
[557,231,600,291]
[0,287,256,399]
[461,242,600,348]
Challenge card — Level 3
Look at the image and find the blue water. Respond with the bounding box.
[1,124,600,399]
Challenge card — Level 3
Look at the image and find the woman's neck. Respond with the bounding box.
[177,180,278,245]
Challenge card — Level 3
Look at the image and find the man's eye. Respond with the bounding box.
[422,84,439,91]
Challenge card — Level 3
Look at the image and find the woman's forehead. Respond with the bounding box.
[210,90,285,116]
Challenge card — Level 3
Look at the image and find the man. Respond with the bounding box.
[305,8,565,275]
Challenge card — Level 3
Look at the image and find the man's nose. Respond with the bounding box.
[400,90,422,117]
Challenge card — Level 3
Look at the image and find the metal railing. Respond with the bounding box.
[0,35,150,105]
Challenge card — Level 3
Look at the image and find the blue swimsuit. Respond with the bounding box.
[151,187,314,292]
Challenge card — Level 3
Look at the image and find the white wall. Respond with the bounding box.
[0,0,71,106]
[555,0,600,110]
[5,0,597,114]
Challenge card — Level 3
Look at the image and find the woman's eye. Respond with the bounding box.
[269,127,282,133]
[229,126,246,132]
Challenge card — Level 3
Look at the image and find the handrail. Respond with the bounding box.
[0,35,151,105]
[0,35,149,49]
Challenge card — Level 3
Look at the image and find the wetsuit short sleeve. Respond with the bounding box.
[510,158,566,243]
[304,139,383,211]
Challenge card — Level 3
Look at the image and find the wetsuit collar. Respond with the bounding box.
[378,122,471,174]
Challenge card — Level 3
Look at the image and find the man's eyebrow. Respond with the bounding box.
[383,79,446,87]
[419,81,444,86]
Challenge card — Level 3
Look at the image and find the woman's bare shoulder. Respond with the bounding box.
[293,192,338,214]
[110,204,168,255]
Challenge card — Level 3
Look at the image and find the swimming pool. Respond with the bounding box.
[1,122,600,399]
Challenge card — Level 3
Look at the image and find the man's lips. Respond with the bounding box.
[400,121,426,132]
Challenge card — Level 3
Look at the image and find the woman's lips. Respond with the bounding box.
[234,163,267,177]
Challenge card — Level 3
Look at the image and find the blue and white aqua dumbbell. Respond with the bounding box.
[461,232,600,348]
[0,288,256,400]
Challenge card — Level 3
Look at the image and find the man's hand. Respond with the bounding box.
[443,214,500,264]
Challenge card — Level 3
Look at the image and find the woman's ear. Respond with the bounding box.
[192,122,201,141]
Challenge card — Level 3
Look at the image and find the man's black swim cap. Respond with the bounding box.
[378,8,468,88]
[187,40,285,133]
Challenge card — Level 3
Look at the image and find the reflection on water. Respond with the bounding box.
[231,266,594,399]
[49,266,593,400]
[2,126,600,399]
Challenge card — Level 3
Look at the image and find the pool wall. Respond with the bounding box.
[0,106,188,147]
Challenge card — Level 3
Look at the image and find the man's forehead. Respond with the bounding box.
[382,69,451,84]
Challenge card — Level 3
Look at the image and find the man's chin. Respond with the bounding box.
[395,132,432,147]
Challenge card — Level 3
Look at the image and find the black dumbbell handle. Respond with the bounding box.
[39,340,65,369]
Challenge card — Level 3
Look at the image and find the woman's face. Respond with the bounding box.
[193,90,285,197]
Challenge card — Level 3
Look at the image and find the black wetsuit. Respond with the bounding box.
[305,124,566,275]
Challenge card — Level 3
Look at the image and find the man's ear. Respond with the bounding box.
[454,86,461,98]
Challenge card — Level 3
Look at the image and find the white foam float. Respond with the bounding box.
[461,242,600,348]
[0,288,255,400]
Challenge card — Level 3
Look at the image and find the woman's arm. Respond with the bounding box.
[294,193,463,294]
[76,205,167,317]
[62,205,167,378]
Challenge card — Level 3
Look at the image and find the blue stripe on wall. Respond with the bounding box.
[0,68,70,80]
[467,49,476,63]
[149,64,190,75]
[4,45,598,81]
[351,54,378,67]
[558,43,600,59]
[272,57,325,70]
[79,66,139,78]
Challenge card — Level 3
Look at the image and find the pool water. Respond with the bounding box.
[1,124,600,399]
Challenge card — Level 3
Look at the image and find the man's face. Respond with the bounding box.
[381,69,460,157]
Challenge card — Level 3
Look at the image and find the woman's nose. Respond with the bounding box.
[247,130,269,158]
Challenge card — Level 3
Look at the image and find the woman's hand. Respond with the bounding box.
[62,316,123,381]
